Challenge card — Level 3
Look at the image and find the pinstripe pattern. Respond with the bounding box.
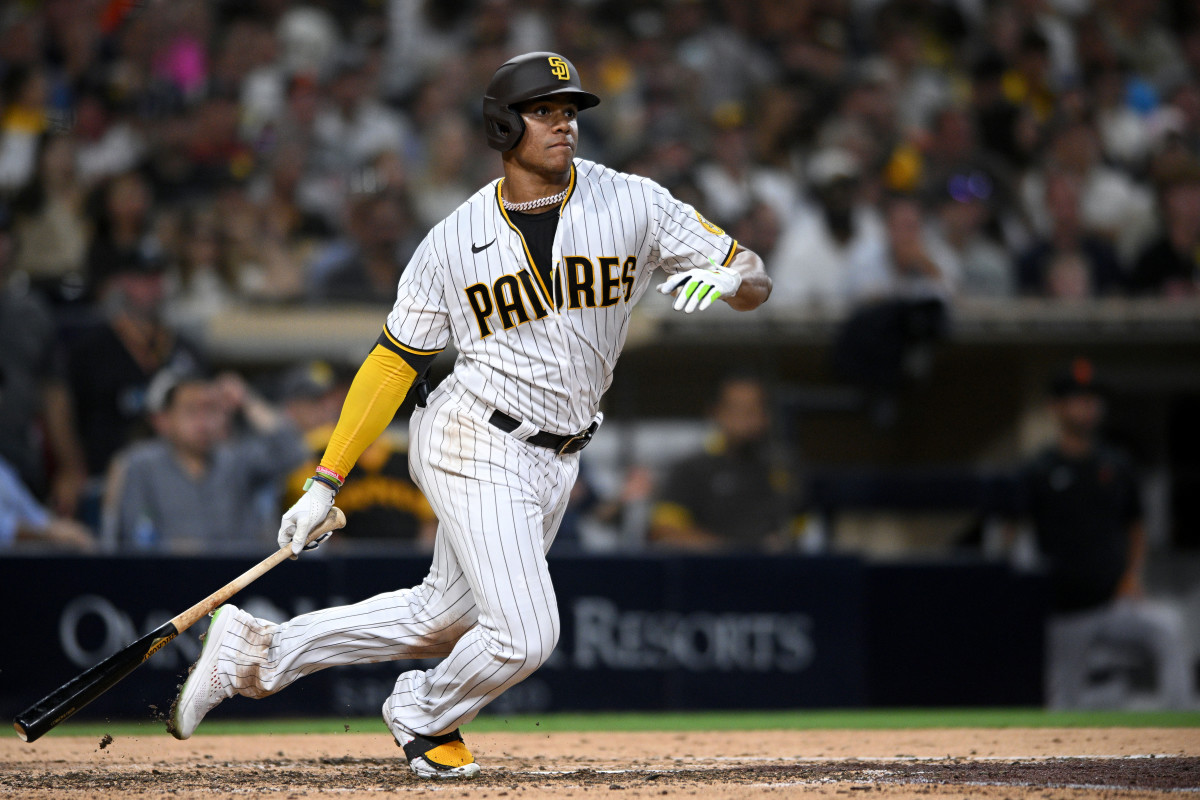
[223,375,576,736]
[213,158,734,740]
[384,158,736,434]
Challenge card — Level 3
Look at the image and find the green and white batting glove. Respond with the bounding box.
[657,264,741,313]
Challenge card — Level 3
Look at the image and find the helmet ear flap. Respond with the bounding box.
[483,101,525,152]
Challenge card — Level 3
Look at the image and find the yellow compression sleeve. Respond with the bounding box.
[319,344,419,480]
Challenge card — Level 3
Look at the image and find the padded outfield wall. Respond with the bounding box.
[0,553,1044,721]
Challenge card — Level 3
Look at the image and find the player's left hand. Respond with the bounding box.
[657,265,741,313]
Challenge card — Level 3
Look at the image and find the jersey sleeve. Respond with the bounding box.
[650,184,738,275]
[383,232,451,354]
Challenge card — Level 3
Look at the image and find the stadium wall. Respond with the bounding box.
[0,553,1046,721]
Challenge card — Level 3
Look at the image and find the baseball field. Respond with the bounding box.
[3,710,1197,798]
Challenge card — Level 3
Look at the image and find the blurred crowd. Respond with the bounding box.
[4,0,1200,555]
[3,0,1200,315]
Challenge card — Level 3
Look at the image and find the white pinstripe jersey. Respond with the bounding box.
[384,158,737,435]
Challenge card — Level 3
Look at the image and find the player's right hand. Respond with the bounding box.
[278,480,336,559]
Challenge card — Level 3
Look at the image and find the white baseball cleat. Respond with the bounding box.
[167,605,238,740]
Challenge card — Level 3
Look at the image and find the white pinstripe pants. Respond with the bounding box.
[226,375,579,737]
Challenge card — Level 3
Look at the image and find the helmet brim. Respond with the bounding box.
[506,86,600,111]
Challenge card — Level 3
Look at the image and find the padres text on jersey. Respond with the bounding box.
[383,158,737,436]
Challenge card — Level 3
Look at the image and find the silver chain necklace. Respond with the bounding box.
[502,188,568,213]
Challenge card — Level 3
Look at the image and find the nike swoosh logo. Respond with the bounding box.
[471,239,496,254]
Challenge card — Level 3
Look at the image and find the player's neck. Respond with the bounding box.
[500,166,570,204]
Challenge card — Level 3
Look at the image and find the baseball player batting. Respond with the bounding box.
[167,51,771,779]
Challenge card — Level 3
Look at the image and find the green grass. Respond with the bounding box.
[35,708,1200,739]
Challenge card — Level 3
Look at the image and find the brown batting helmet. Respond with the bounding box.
[482,52,600,152]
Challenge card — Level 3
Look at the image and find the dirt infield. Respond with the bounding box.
[2,728,1197,798]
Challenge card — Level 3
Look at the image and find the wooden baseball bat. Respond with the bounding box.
[12,507,346,743]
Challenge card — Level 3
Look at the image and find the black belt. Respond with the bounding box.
[488,410,597,455]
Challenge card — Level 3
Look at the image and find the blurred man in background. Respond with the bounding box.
[1016,170,1125,298]
[1131,158,1200,298]
[1013,359,1192,709]
[67,247,204,486]
[845,193,955,302]
[309,190,419,305]
[650,374,803,551]
[0,222,88,519]
[101,368,306,553]
[768,147,884,308]
[923,175,1015,299]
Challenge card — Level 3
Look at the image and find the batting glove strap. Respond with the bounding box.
[657,265,742,313]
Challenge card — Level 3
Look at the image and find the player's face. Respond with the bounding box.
[511,98,578,178]
[714,380,770,446]
[157,382,227,457]
[1053,393,1104,438]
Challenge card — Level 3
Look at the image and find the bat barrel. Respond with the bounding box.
[11,623,177,743]
[12,507,344,742]
[14,677,99,743]
[13,703,77,743]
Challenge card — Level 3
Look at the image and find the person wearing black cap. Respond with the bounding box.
[166,51,770,777]
[1015,358,1191,709]
[66,243,204,493]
